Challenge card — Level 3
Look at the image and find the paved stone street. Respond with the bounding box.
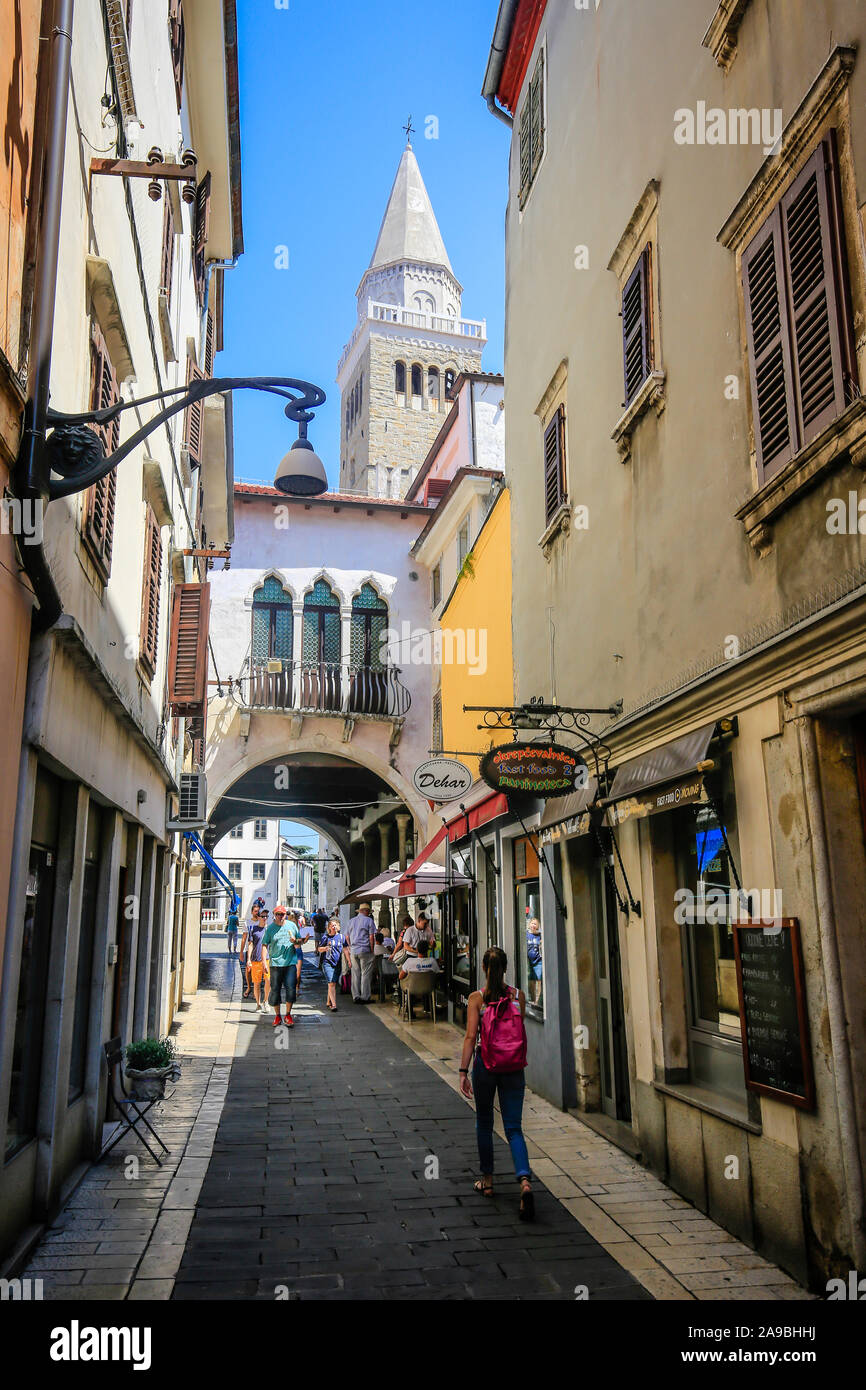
[19,939,813,1302]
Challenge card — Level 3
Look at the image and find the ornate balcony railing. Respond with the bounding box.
[246,661,411,719]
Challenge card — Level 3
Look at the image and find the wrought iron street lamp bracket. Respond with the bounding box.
[36,375,326,501]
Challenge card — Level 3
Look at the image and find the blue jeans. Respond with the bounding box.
[472,1056,531,1179]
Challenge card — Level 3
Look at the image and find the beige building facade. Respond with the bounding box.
[486,0,866,1289]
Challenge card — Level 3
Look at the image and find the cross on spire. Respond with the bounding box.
[403,115,415,146]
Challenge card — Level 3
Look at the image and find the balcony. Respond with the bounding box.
[246,661,411,720]
[338,300,487,376]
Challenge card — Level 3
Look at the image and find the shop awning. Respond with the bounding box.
[538,777,598,841]
[599,723,716,824]
[397,862,474,896]
[446,791,509,841]
[339,868,401,904]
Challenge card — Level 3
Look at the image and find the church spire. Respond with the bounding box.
[366,143,453,275]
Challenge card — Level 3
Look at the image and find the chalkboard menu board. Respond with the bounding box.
[732,918,814,1109]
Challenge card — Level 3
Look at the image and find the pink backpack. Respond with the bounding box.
[479,989,527,1073]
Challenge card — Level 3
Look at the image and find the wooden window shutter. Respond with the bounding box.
[518,100,532,206]
[139,506,162,677]
[168,581,211,711]
[160,197,175,303]
[779,138,850,452]
[622,246,652,406]
[742,210,797,479]
[193,171,211,304]
[169,0,185,109]
[185,359,204,466]
[529,53,544,183]
[543,405,566,524]
[82,323,120,580]
[204,303,215,378]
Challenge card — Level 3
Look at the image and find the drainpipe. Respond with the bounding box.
[481,0,518,128]
[798,717,866,1269]
[15,0,75,631]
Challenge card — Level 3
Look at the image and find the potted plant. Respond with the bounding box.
[124,1037,180,1101]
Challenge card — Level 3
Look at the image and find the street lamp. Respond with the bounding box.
[30,374,328,502]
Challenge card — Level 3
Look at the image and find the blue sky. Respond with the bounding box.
[220,0,508,489]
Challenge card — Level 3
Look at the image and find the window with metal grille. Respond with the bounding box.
[81,322,120,581]
[518,50,545,210]
[169,0,184,108]
[251,575,293,667]
[542,405,566,525]
[350,583,388,671]
[252,863,266,881]
[228,861,241,881]
[432,690,443,753]
[139,504,162,678]
[621,246,652,406]
[229,824,244,839]
[303,579,341,665]
[254,819,267,839]
[742,133,855,484]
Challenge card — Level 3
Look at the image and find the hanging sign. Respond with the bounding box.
[412,758,474,802]
[479,742,588,799]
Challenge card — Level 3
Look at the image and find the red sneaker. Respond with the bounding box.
[272,1014,282,1027]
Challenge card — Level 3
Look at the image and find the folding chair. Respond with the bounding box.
[98,1038,175,1167]
[400,972,438,1024]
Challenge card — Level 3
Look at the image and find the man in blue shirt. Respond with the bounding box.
[346,902,376,1004]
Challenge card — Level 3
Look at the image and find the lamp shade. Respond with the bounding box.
[273,438,328,496]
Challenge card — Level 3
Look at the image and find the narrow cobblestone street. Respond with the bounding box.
[18,941,814,1303]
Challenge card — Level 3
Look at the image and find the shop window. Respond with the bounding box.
[484,847,499,949]
[742,133,856,483]
[674,757,747,1101]
[513,835,542,1011]
[252,863,266,881]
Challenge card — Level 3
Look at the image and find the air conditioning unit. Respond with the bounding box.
[166,773,208,830]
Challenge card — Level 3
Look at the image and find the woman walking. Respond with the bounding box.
[458,946,534,1220]
[318,917,349,1011]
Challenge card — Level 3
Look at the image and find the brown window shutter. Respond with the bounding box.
[742,209,797,480]
[204,303,215,378]
[543,405,566,524]
[529,53,544,184]
[160,197,175,303]
[622,246,652,406]
[82,323,120,580]
[193,171,211,304]
[185,360,204,466]
[169,0,185,109]
[518,98,532,206]
[779,137,851,451]
[168,581,211,711]
[139,506,162,677]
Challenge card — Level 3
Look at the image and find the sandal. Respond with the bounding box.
[519,1180,535,1222]
[474,1179,494,1197]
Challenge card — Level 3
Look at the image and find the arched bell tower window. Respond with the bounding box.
[251,576,293,669]
[444,368,456,396]
[427,366,440,410]
[395,361,406,397]
[411,364,423,398]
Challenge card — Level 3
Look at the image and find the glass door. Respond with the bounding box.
[593,834,631,1123]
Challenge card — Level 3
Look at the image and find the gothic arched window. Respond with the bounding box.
[411,364,423,397]
[351,583,388,671]
[395,361,406,396]
[302,578,340,666]
[251,576,293,668]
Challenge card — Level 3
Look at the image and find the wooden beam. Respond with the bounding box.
[90,158,196,181]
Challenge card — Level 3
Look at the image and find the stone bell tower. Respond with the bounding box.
[337,138,486,498]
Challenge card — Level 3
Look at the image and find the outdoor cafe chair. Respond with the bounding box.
[400,971,438,1024]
